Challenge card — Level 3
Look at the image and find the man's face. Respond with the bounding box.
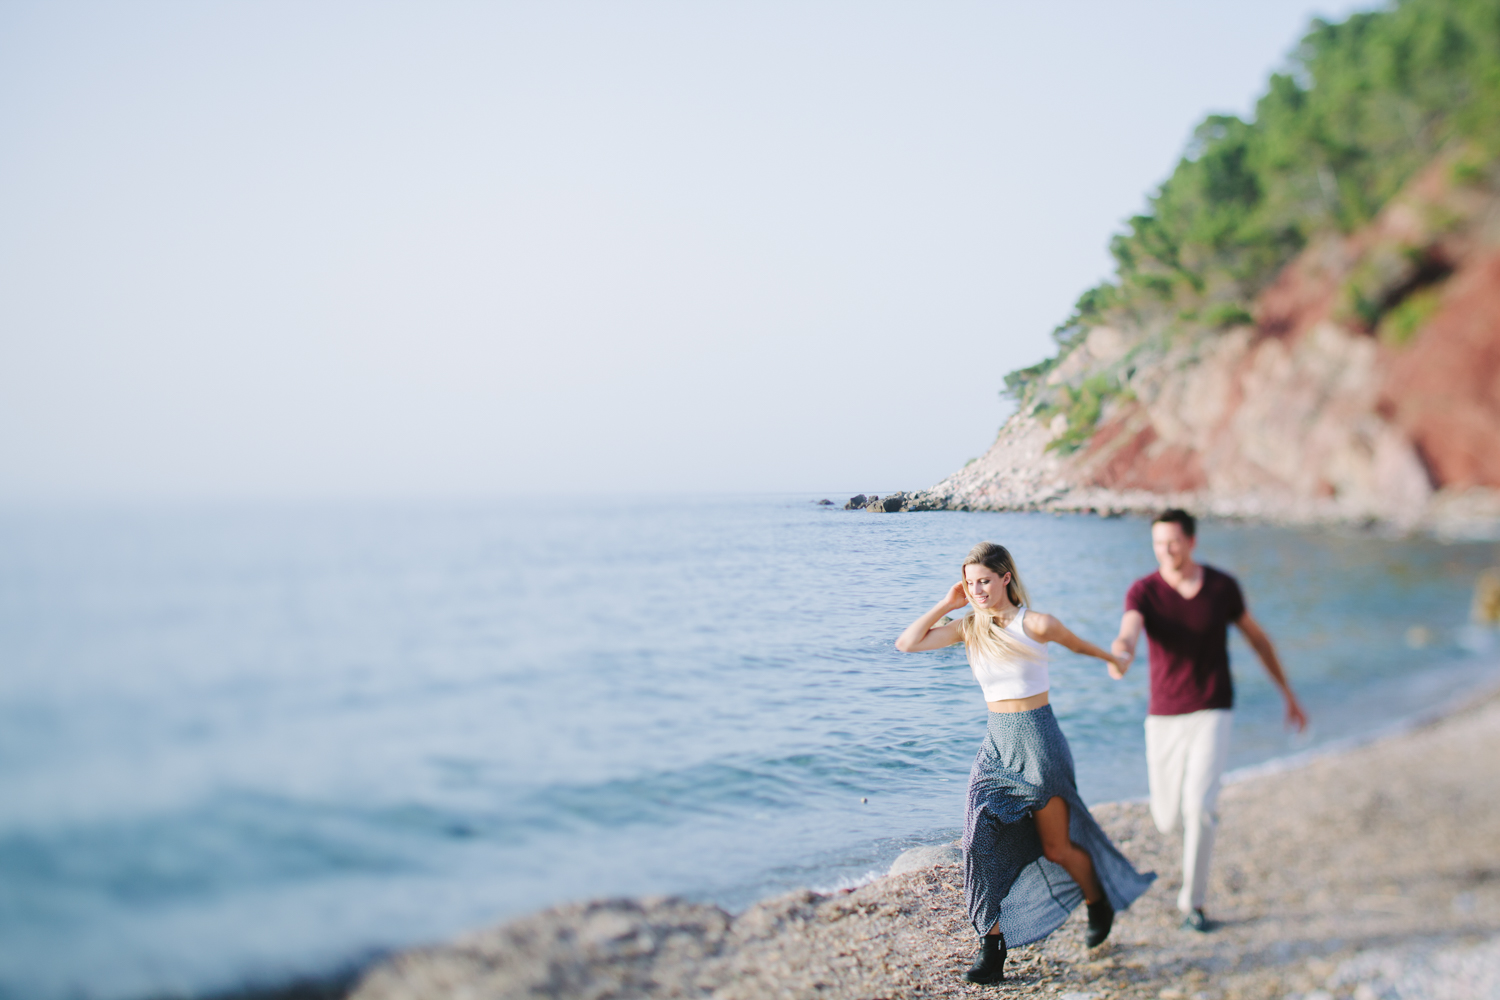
[1151,521,1196,573]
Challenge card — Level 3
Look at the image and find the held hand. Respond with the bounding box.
[1106,654,1128,681]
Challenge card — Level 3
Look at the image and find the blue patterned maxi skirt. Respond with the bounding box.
[963,705,1155,944]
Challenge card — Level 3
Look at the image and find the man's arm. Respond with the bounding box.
[1109,609,1144,681]
[1235,610,1309,732]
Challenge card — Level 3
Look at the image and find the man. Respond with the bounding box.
[1111,509,1308,932]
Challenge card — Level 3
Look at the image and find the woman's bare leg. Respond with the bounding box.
[1034,796,1103,904]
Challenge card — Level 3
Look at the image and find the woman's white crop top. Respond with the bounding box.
[968,607,1050,701]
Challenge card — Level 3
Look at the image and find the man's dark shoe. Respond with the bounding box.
[1181,908,1210,933]
[965,933,1007,984]
[1085,898,1115,947]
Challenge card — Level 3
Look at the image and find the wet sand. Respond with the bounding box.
[348,687,1500,1000]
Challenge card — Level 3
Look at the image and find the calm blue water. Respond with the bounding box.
[1,496,1497,1000]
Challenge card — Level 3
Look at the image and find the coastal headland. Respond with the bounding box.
[866,0,1500,540]
[855,136,1500,539]
[902,143,1500,539]
[345,684,1500,1000]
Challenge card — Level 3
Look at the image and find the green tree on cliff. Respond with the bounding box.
[1009,0,1500,403]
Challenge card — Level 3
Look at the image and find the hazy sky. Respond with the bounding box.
[0,1,1372,501]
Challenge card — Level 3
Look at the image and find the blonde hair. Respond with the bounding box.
[958,541,1043,664]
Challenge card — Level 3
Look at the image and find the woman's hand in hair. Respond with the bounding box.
[895,583,969,653]
[943,581,970,612]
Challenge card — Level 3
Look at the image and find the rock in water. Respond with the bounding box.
[843,494,869,510]
[902,490,949,511]
[852,491,949,513]
[816,499,834,505]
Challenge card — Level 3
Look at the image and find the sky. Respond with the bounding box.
[0,1,1376,502]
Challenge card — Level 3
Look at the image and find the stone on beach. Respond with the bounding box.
[888,843,962,877]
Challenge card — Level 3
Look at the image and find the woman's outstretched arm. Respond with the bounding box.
[895,582,969,652]
[1026,612,1128,677]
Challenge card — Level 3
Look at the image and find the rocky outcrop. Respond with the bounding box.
[930,152,1500,538]
[841,491,947,512]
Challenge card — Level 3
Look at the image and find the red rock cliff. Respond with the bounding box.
[928,154,1500,537]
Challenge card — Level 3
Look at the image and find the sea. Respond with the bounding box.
[2,495,1497,1000]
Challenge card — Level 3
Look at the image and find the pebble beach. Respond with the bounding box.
[348,685,1500,1000]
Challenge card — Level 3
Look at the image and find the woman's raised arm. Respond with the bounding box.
[895,582,969,652]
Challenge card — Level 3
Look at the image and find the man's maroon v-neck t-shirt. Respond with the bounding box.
[1125,565,1246,716]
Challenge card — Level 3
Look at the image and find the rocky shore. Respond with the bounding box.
[837,484,1500,541]
[346,686,1500,1000]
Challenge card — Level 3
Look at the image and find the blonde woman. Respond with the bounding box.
[896,541,1154,984]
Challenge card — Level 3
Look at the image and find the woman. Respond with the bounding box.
[896,542,1154,984]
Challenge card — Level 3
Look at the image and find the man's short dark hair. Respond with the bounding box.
[1153,508,1196,538]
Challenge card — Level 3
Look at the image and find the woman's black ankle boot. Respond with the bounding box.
[965,933,1007,984]
[1085,898,1115,947]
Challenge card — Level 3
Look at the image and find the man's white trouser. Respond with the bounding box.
[1144,708,1233,913]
